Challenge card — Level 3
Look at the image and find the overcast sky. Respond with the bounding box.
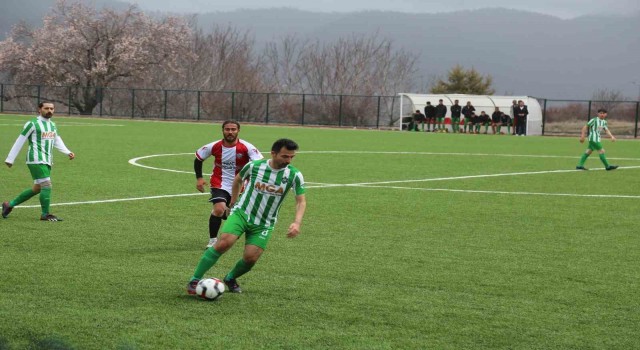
[128,0,639,19]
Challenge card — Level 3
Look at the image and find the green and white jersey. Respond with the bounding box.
[233,159,306,228]
[5,116,71,166]
[586,117,608,142]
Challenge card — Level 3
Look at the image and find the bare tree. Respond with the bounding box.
[262,33,418,125]
[591,88,627,114]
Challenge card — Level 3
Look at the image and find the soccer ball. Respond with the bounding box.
[195,278,225,300]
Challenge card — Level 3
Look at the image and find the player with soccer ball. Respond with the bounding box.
[187,138,307,295]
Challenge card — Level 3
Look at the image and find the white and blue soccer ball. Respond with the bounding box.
[195,278,225,300]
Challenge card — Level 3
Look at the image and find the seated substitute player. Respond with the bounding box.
[3,101,75,221]
[500,113,513,135]
[468,112,479,134]
[576,108,618,171]
[478,111,491,134]
[409,110,426,131]
[187,138,307,294]
[491,107,503,134]
[194,121,263,248]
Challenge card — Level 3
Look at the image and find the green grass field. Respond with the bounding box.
[1,114,639,350]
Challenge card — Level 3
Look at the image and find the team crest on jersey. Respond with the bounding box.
[237,154,243,159]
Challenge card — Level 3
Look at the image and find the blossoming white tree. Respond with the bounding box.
[0,0,192,114]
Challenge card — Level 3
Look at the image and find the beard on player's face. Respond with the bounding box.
[224,133,237,142]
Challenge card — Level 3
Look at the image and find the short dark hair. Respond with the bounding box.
[221,120,240,130]
[38,101,54,108]
[271,138,298,153]
[597,108,608,113]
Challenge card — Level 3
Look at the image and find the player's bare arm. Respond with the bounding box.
[579,125,588,143]
[287,194,306,238]
[229,173,244,206]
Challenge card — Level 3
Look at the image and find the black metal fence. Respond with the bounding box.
[1,83,638,137]
[0,83,399,129]
[537,98,639,138]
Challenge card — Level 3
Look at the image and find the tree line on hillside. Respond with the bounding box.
[0,0,497,125]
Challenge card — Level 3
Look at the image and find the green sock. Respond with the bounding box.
[497,126,501,133]
[507,126,511,134]
[39,187,52,217]
[226,259,255,280]
[10,188,37,207]
[192,248,222,280]
[484,125,489,133]
[598,153,610,167]
[578,153,589,166]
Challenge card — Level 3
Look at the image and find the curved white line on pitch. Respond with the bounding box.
[128,151,640,177]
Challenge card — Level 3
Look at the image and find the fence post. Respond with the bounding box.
[0,84,3,113]
[635,102,639,138]
[98,88,103,117]
[587,100,592,121]
[301,94,305,125]
[338,95,343,127]
[541,99,547,136]
[231,92,235,119]
[37,85,41,105]
[68,87,72,115]
[197,91,201,120]
[131,89,135,119]
[376,96,381,128]
[265,93,270,124]
[163,90,168,119]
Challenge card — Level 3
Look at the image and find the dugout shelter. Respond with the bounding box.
[398,93,543,135]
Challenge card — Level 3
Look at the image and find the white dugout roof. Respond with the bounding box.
[398,93,543,135]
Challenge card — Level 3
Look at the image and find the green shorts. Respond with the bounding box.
[27,164,51,182]
[221,211,274,250]
[587,141,603,151]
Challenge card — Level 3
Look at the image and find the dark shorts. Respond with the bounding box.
[209,188,231,205]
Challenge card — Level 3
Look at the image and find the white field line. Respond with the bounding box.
[17,192,209,208]
[128,151,640,176]
[306,165,640,188]
[297,150,640,161]
[0,122,124,127]
[12,152,640,209]
[15,165,640,208]
[338,184,640,199]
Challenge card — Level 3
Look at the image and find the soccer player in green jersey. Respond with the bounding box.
[187,138,307,294]
[3,102,75,221]
[576,108,617,171]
